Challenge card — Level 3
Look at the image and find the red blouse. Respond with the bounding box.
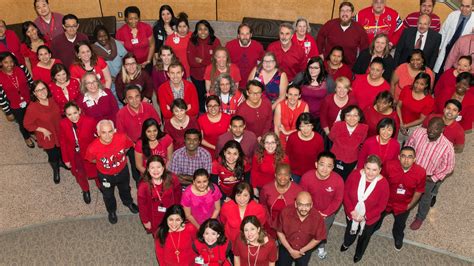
[23,99,61,149]
[351,74,390,110]
[357,136,400,169]
[69,57,108,85]
[220,200,266,243]
[32,58,62,84]
[0,66,31,109]
[399,86,434,124]
[363,105,400,137]
[49,78,81,113]
[20,41,50,67]
[286,131,324,176]
[135,134,173,167]
[154,223,197,266]
[233,237,278,266]
[164,117,200,150]
[250,152,289,189]
[329,121,368,163]
[198,113,232,157]
[320,93,358,130]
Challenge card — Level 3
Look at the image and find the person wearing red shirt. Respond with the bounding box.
[403,0,441,32]
[376,147,426,250]
[59,102,99,204]
[116,85,161,184]
[32,45,61,85]
[198,95,232,157]
[396,72,434,144]
[158,62,199,119]
[351,58,390,110]
[137,156,182,235]
[220,182,266,243]
[259,163,303,238]
[115,6,154,67]
[433,56,471,98]
[164,98,200,150]
[204,47,241,94]
[358,118,400,169]
[155,205,197,265]
[48,63,80,113]
[233,216,278,265]
[299,151,344,259]
[355,0,403,47]
[235,80,273,139]
[267,23,305,81]
[292,17,319,64]
[423,99,465,153]
[285,113,324,182]
[24,81,62,184]
[187,20,221,112]
[317,2,369,67]
[20,21,49,73]
[329,105,368,181]
[69,42,112,89]
[33,0,64,42]
[251,132,289,197]
[192,219,232,266]
[0,21,24,65]
[323,46,353,81]
[277,192,326,265]
[85,120,138,224]
[340,155,389,263]
[165,13,192,79]
[363,91,400,137]
[225,23,265,88]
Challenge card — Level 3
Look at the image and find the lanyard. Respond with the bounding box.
[153,183,163,203]
[72,123,80,152]
[39,15,55,40]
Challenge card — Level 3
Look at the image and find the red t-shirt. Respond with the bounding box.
[300,171,344,216]
[85,133,133,175]
[198,113,231,157]
[116,22,153,64]
[383,160,426,215]
[292,33,319,63]
[135,134,173,167]
[351,74,390,110]
[399,86,434,124]
[69,57,108,85]
[285,132,324,176]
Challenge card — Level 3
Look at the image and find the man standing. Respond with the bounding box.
[378,147,426,250]
[356,0,403,48]
[116,85,161,184]
[277,191,326,266]
[433,0,474,74]
[170,128,212,187]
[299,151,344,259]
[317,1,369,67]
[85,120,139,224]
[403,0,441,32]
[394,14,441,68]
[51,14,89,68]
[226,24,264,88]
[215,115,257,161]
[406,117,455,230]
[33,0,64,42]
[267,23,305,81]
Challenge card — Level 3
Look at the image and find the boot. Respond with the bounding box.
[50,162,60,184]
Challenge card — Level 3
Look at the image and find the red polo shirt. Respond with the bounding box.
[300,171,344,216]
[85,133,133,175]
[267,41,305,81]
[383,160,426,215]
[116,102,160,143]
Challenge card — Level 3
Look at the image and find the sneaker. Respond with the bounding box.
[430,196,437,207]
[394,240,403,251]
[317,247,327,259]
[410,218,423,230]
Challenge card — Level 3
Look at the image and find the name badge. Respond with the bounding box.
[131,38,139,44]
[103,181,111,188]
[85,100,94,107]
[19,101,27,108]
[195,256,204,264]
[209,49,213,55]
[456,115,462,122]
[158,206,167,213]
[173,36,180,44]
[396,188,406,195]
[336,163,344,171]
[158,35,164,41]
[304,41,311,47]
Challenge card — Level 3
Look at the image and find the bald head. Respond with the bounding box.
[417,14,431,33]
[296,191,312,204]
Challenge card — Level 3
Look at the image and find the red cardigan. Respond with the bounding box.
[357,136,400,169]
[363,105,400,137]
[220,200,266,243]
[320,93,358,130]
[23,99,61,149]
[158,80,199,119]
[343,170,389,225]
[329,121,368,163]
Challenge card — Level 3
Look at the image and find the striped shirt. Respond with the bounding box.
[406,127,455,182]
[403,12,441,32]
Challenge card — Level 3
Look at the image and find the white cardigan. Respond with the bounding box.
[434,10,474,73]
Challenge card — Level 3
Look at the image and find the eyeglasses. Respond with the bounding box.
[264,141,276,145]
[64,24,79,29]
[84,80,98,86]
[34,87,47,93]
[207,104,220,108]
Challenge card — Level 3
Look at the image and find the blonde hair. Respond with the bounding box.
[335,76,351,90]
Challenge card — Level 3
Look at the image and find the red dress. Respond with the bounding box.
[250,152,289,189]
[220,200,266,243]
[69,57,108,85]
[198,113,231,157]
[23,100,61,149]
[137,175,182,234]
[154,223,197,266]
[49,78,81,113]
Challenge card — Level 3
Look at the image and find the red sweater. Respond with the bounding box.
[351,74,390,110]
[235,98,273,138]
[220,200,266,243]
[23,100,61,149]
[225,39,265,88]
[0,30,24,65]
[300,171,344,216]
[77,89,119,123]
[116,103,161,143]
[329,121,368,163]
[158,80,199,119]
[320,93,358,129]
[137,176,182,234]
[357,136,400,169]
[250,152,289,189]
[285,132,324,176]
[363,105,400,137]
[187,37,221,80]
[343,170,389,225]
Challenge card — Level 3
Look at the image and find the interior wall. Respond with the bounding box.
[2,0,454,26]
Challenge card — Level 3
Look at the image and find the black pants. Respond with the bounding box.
[343,218,378,259]
[376,210,410,244]
[334,160,357,181]
[127,147,141,185]
[11,108,30,139]
[98,166,133,213]
[191,76,206,113]
[45,146,61,163]
[277,244,314,266]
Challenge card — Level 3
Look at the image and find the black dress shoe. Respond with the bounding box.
[353,255,362,263]
[83,191,91,204]
[127,203,139,214]
[430,196,437,207]
[340,244,349,252]
[108,212,118,224]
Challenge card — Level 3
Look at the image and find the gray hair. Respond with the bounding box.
[293,17,311,33]
[96,119,115,132]
[213,73,236,97]
[80,72,104,94]
[279,22,294,34]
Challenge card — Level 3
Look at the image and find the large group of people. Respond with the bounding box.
[0,0,471,264]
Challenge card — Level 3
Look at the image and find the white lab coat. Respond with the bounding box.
[434,10,474,73]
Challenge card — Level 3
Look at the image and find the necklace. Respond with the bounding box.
[169,230,181,263]
[247,243,261,266]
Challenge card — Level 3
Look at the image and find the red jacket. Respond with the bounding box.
[187,36,221,80]
[329,121,368,163]
[220,200,266,243]
[158,80,199,119]
[0,30,23,65]
[356,6,403,46]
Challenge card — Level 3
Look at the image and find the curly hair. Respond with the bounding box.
[255,132,285,165]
